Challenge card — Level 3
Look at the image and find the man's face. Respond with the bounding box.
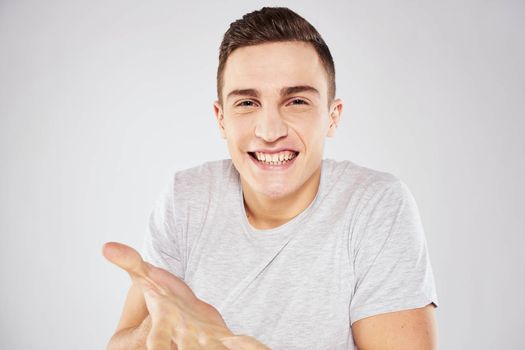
[214,41,342,199]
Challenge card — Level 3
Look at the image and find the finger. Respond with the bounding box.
[146,307,176,350]
[102,242,168,295]
[147,323,174,350]
[204,338,230,350]
[220,337,242,350]
[220,336,270,350]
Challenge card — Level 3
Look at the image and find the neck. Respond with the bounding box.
[241,166,322,230]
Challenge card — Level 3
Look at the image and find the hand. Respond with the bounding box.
[102,242,233,350]
[220,335,272,350]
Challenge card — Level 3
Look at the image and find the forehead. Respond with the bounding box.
[222,41,328,98]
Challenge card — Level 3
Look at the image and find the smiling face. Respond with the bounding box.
[214,41,342,200]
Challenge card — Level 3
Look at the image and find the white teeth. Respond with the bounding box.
[253,151,297,164]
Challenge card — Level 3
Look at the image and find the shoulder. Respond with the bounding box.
[170,159,236,197]
[156,159,237,231]
[321,159,419,232]
[173,158,234,182]
[162,159,239,220]
[322,158,408,200]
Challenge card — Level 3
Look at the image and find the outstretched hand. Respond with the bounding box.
[102,242,232,350]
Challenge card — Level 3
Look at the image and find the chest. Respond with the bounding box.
[184,217,355,349]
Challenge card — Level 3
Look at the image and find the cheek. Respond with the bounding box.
[288,113,329,144]
[224,115,254,137]
[224,124,251,154]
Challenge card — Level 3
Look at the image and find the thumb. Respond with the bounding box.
[102,242,145,275]
[102,241,167,295]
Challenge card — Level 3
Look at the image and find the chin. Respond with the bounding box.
[255,182,296,199]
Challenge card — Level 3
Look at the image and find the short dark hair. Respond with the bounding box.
[217,7,336,107]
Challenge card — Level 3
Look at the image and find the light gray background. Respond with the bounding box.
[1,0,523,349]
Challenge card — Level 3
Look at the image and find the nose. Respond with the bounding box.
[254,106,288,143]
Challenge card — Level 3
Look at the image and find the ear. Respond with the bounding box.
[213,101,227,139]
[327,98,343,137]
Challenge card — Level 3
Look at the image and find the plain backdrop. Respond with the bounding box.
[1,0,524,349]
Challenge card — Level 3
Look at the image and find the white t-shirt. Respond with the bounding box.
[141,159,439,349]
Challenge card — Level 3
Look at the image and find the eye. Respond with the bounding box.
[236,100,258,107]
[289,98,308,105]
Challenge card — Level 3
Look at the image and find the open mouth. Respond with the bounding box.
[248,151,299,166]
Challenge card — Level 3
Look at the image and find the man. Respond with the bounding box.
[104,7,439,350]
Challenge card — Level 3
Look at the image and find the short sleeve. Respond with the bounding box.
[140,176,185,280]
[349,179,439,325]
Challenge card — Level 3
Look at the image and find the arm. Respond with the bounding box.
[350,180,439,349]
[352,303,437,350]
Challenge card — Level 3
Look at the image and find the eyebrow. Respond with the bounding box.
[226,85,320,101]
